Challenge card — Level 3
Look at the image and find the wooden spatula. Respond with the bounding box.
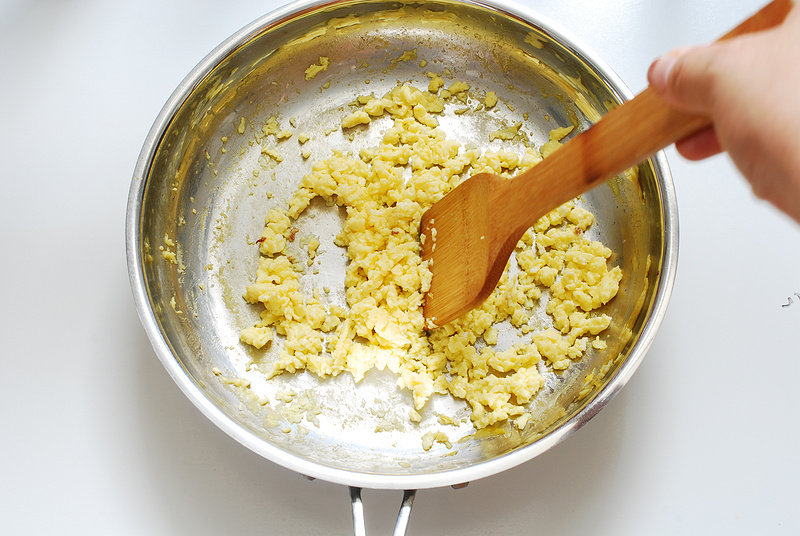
[420,0,793,328]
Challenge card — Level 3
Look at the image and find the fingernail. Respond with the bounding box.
[648,55,676,93]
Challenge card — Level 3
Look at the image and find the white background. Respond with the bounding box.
[1,0,798,534]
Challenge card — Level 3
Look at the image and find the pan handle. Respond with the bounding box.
[349,487,417,536]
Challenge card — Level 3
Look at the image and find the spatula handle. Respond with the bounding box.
[514,0,793,228]
[718,0,795,39]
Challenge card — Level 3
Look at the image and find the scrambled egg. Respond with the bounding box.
[304,56,330,80]
[241,81,621,431]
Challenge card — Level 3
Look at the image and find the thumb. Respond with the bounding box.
[647,44,721,114]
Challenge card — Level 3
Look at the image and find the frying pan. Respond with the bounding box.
[126,0,677,532]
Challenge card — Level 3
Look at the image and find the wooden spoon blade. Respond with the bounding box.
[419,172,498,328]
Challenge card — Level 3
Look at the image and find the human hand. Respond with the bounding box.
[648,5,800,223]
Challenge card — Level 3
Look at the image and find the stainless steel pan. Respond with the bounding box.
[126,0,677,532]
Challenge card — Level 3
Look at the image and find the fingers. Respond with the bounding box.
[648,45,727,162]
[648,43,740,116]
[647,44,720,114]
[674,126,723,161]
[646,46,693,93]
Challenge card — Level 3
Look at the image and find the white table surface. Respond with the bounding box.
[2,0,798,534]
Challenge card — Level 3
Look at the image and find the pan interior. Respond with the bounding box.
[134,0,668,484]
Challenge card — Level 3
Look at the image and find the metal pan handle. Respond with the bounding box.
[350,487,417,536]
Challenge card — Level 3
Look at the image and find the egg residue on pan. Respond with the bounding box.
[240,81,622,432]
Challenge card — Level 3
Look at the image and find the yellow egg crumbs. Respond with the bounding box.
[484,90,498,109]
[489,122,523,141]
[427,72,445,93]
[422,430,452,451]
[160,234,177,264]
[241,81,621,431]
[304,56,330,80]
[393,49,418,64]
